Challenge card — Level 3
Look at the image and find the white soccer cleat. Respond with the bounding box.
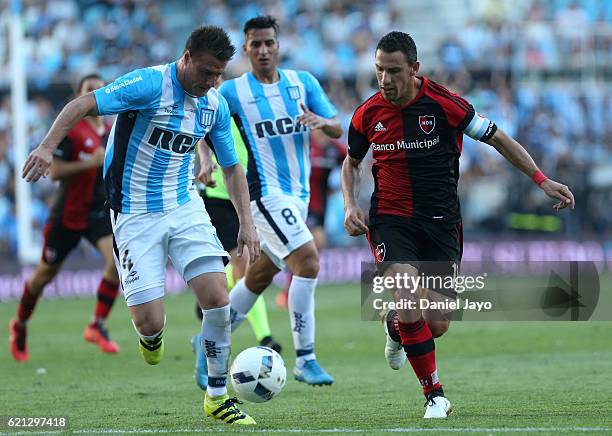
[381,309,406,370]
[423,395,452,418]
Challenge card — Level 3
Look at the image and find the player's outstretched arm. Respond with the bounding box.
[485,128,575,211]
[341,156,369,236]
[22,93,99,182]
[222,164,260,263]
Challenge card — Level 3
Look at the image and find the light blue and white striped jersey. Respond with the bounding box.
[94,62,238,213]
[219,69,337,202]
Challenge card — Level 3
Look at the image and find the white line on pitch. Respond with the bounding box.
[2,427,611,435]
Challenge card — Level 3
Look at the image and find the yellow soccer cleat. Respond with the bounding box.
[138,335,164,365]
[204,394,256,425]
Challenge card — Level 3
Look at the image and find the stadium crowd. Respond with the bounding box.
[0,0,610,255]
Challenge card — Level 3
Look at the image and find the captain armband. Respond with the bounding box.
[464,113,497,142]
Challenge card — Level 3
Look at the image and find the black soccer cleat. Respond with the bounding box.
[260,335,283,354]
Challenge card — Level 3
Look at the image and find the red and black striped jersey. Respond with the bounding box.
[49,119,111,230]
[348,77,496,224]
[309,135,346,216]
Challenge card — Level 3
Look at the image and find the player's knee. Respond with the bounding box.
[428,320,450,338]
[30,264,59,292]
[293,251,319,278]
[26,279,44,297]
[104,264,119,282]
[130,298,165,336]
[206,290,229,308]
[245,266,275,293]
[245,272,273,293]
[133,317,165,337]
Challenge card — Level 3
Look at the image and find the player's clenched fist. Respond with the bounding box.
[22,145,53,182]
[344,204,369,236]
[90,147,106,168]
[197,159,218,188]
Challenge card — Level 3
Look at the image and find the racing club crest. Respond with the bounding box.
[419,115,435,134]
[200,108,215,128]
[287,86,301,100]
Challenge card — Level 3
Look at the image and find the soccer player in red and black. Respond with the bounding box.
[341,32,575,418]
[276,129,347,308]
[308,129,347,247]
[9,75,121,362]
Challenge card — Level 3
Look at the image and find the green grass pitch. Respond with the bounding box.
[1,283,611,435]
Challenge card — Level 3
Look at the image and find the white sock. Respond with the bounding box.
[202,304,231,397]
[288,276,317,366]
[229,279,259,332]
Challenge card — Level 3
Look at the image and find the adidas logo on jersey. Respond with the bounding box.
[375,122,387,132]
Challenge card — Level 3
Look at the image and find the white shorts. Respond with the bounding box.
[251,194,313,269]
[110,198,228,306]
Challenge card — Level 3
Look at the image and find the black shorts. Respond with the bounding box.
[202,195,239,252]
[306,211,325,228]
[367,215,462,282]
[41,212,112,265]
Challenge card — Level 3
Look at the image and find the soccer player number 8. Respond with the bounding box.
[281,208,297,225]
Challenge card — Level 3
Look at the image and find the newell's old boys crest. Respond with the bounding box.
[375,243,386,263]
[287,86,301,101]
[44,247,57,264]
[419,115,435,134]
[200,108,215,128]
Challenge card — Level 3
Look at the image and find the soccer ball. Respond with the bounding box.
[230,346,286,403]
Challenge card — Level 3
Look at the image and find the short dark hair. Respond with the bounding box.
[185,25,235,61]
[243,15,279,37]
[76,73,103,93]
[376,31,418,64]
